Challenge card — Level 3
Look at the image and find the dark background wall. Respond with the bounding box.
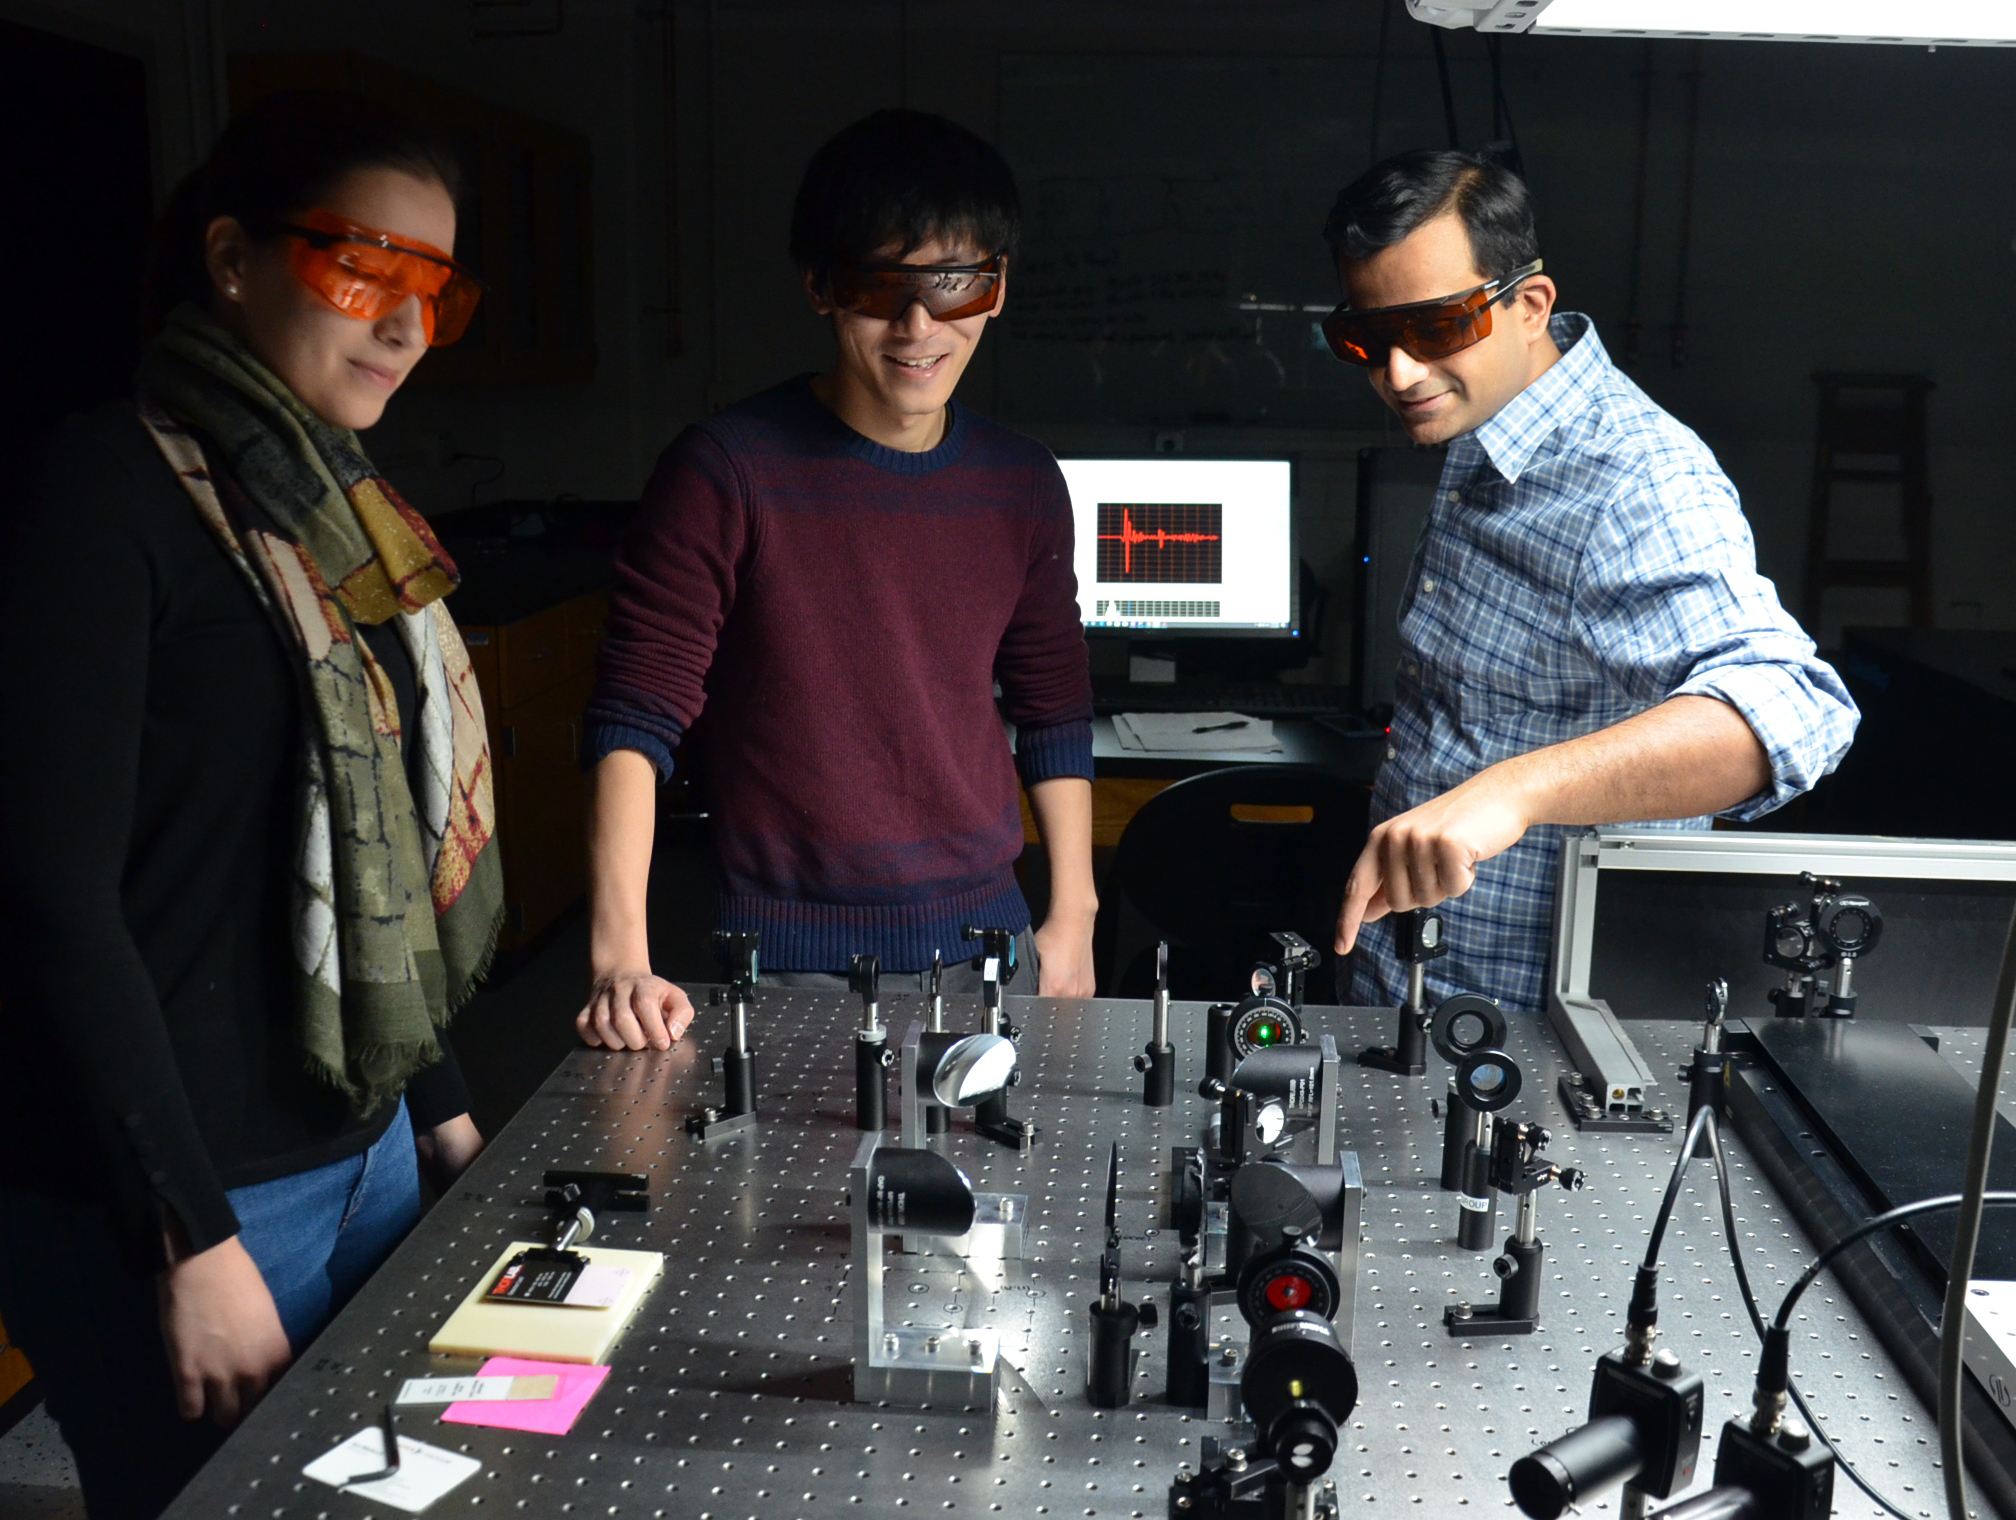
[11,0,2016,659]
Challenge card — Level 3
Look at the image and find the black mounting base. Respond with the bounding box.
[1444,1303,1536,1336]
[975,1113,1039,1152]
[1357,1044,1425,1076]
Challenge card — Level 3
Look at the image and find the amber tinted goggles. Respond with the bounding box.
[824,257,1005,322]
[1321,259,1543,367]
[279,207,484,346]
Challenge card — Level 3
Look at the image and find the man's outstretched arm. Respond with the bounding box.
[577,749,696,1049]
[1027,776,1099,997]
[1334,694,1767,953]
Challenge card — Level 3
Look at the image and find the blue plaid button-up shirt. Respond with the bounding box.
[1349,314,1859,1014]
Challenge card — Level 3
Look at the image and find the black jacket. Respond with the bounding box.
[0,403,472,1269]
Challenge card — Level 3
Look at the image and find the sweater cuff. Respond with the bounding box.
[1015,718,1095,787]
[405,1033,473,1131]
[583,721,678,781]
[583,685,687,781]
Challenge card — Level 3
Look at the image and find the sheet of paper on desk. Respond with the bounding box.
[1113,711,1282,752]
[302,1426,481,1512]
[441,1356,611,1435]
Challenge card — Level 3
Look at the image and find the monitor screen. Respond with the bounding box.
[1059,458,1295,635]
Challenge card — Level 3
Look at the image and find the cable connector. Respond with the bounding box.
[1751,1324,1791,1436]
[1623,1264,1662,1363]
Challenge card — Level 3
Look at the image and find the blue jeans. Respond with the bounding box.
[228,1097,422,1352]
[0,1101,422,1520]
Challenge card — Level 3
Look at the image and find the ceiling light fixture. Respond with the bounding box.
[1405,0,2016,44]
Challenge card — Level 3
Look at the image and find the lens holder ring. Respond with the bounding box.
[1235,1242,1341,1327]
[1455,1047,1523,1113]
[1430,992,1508,1066]
[1815,893,1882,958]
[1228,995,1303,1060]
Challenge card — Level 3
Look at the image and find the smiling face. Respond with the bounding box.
[804,234,1005,452]
[1342,211,1559,446]
[204,166,457,431]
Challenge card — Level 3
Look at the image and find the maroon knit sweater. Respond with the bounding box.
[585,376,1093,971]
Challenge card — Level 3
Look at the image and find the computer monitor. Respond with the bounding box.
[1059,458,1296,636]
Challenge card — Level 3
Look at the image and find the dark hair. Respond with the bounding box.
[788,108,1020,273]
[1322,149,1537,281]
[146,89,462,327]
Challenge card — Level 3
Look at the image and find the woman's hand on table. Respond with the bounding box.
[157,1232,293,1429]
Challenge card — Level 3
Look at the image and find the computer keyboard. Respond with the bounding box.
[1092,682,1360,717]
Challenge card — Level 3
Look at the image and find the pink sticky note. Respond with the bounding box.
[440,1357,610,1435]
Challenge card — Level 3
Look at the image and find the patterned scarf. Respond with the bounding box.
[136,305,502,1117]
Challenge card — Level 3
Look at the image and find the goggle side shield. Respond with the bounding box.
[824,258,1004,322]
[1321,260,1544,368]
[282,208,484,346]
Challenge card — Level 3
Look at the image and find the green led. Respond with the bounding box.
[1255,1020,1280,1046]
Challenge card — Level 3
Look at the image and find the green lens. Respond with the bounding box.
[1255,1020,1279,1045]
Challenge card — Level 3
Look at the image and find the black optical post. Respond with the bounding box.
[686,931,760,1141]
[1359,908,1446,1076]
[963,925,1038,1151]
[1680,980,1728,1158]
[1446,1116,1583,1336]
[925,950,950,1134]
[1133,941,1177,1107]
[851,953,890,1132]
[1087,1145,1157,1407]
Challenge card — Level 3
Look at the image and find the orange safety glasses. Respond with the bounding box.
[280,207,485,346]
[1321,259,1544,368]
[824,257,1005,322]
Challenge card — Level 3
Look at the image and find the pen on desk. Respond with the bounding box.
[1191,719,1249,733]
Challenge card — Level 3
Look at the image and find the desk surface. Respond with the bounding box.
[1091,715,1385,781]
[167,996,1947,1520]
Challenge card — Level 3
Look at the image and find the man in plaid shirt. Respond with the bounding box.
[1323,151,1858,1013]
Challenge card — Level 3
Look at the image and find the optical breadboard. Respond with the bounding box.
[162,993,1953,1520]
[1966,1280,2016,1439]
[428,1242,664,1364]
[1060,457,1294,634]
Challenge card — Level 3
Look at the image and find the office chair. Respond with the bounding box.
[1099,764,1370,1002]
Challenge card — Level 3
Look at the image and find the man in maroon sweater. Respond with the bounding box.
[576,109,1097,1049]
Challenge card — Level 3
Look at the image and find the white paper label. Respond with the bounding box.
[564,1263,632,1308]
[302,1426,482,1513]
[398,1375,511,1404]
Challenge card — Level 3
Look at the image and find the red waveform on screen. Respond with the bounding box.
[1097,505,1222,576]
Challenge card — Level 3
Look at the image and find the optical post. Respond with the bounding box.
[963,924,1038,1151]
[1134,940,1177,1107]
[851,953,891,1132]
[1359,908,1446,1076]
[686,931,761,1140]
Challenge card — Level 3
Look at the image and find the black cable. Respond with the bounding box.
[1773,1192,2016,1335]
[1643,1100,1717,1271]
[1942,911,2016,1520]
[1431,28,1460,151]
[1367,0,1392,169]
[1706,1111,1914,1520]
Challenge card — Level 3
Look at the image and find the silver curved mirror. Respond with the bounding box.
[931,1032,1018,1106]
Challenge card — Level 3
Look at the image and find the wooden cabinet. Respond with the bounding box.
[462,589,607,951]
[0,1309,30,1413]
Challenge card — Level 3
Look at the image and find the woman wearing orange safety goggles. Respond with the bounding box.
[0,89,500,1520]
